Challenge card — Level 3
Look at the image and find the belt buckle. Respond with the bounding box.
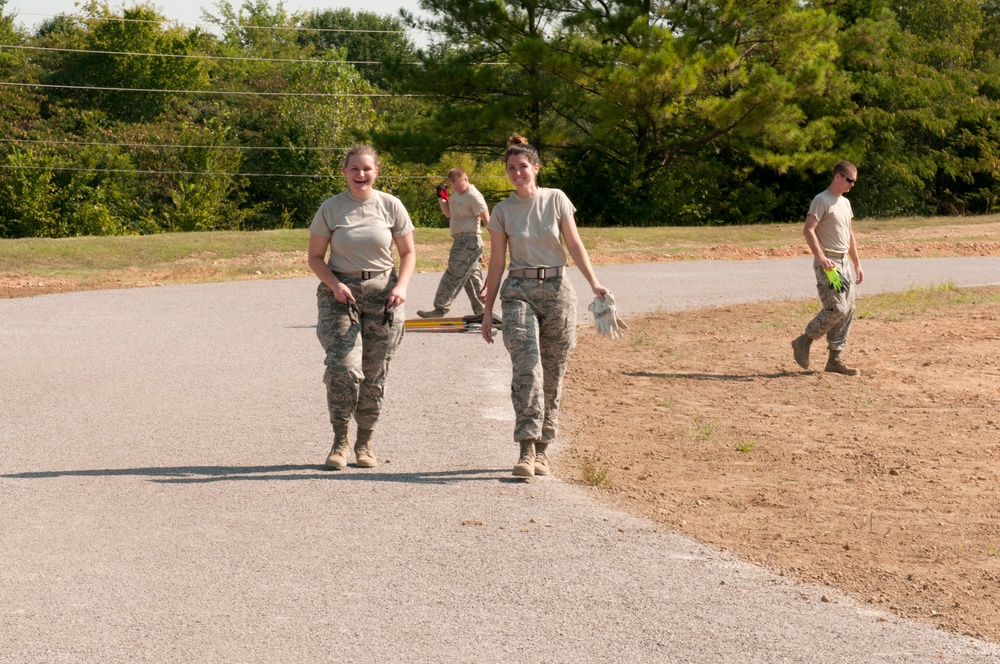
[361,270,373,279]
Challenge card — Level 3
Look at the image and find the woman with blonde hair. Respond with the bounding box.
[481,134,609,478]
[307,145,415,470]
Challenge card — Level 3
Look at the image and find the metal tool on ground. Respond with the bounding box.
[404,312,502,333]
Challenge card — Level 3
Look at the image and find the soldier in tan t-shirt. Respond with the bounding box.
[416,168,488,318]
[791,160,865,376]
[307,145,416,470]
[482,134,610,479]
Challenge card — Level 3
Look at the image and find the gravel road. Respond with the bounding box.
[3,256,1000,663]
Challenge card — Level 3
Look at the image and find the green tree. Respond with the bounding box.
[47,3,208,122]
[389,0,848,224]
[831,1,1000,216]
[298,9,415,87]
[388,0,572,159]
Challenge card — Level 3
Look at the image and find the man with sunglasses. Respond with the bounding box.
[791,160,864,376]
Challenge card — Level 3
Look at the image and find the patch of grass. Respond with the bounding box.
[734,439,757,453]
[989,546,998,557]
[5,218,1000,295]
[627,321,656,348]
[659,398,676,409]
[857,282,1000,321]
[580,457,613,488]
[686,418,717,442]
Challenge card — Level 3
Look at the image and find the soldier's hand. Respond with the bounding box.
[385,286,406,310]
[481,319,494,344]
[436,183,450,203]
[333,282,356,304]
[825,268,847,293]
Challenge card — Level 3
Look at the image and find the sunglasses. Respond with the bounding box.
[844,176,856,184]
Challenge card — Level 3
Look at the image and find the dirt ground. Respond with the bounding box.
[562,287,1000,642]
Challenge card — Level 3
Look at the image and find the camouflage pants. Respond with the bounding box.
[500,276,577,444]
[316,272,405,432]
[805,256,856,351]
[433,233,485,314]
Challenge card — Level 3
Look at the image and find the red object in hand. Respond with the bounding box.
[436,183,449,202]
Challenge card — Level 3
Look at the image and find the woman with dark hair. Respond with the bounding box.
[481,134,609,478]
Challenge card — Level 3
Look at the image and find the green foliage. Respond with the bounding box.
[48,2,209,122]
[298,9,415,87]
[5,0,1000,236]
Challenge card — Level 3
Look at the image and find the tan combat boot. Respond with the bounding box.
[354,427,378,468]
[416,307,448,318]
[825,349,860,376]
[533,442,551,476]
[512,441,535,478]
[325,425,350,470]
[791,334,813,370]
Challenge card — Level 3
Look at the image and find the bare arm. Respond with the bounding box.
[803,214,835,271]
[307,233,354,303]
[848,230,864,284]
[480,230,508,344]
[388,232,416,309]
[439,199,451,219]
[561,215,608,299]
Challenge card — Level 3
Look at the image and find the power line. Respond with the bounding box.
[0,138,351,151]
[0,138,443,153]
[0,164,508,179]
[0,43,405,65]
[0,43,504,66]
[0,81,416,97]
[13,12,412,34]
[0,163,324,177]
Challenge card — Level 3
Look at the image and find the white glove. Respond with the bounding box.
[588,292,628,340]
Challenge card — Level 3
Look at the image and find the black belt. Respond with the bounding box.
[508,266,565,279]
[336,268,391,280]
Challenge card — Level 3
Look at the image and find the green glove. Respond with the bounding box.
[824,268,846,293]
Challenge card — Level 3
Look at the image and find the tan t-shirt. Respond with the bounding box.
[309,190,414,273]
[808,190,853,254]
[448,184,488,236]
[487,188,575,270]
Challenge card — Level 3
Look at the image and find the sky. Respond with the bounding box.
[6,0,428,37]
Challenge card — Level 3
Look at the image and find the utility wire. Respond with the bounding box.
[0,138,440,153]
[0,164,508,179]
[0,138,351,151]
[0,44,503,66]
[0,44,404,65]
[0,163,327,177]
[0,81,416,97]
[13,12,412,33]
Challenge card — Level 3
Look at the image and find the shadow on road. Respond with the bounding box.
[626,370,799,381]
[2,465,507,485]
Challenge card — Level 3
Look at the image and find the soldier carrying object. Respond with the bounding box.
[417,168,489,319]
[791,160,864,376]
[306,145,416,470]
[481,134,610,478]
